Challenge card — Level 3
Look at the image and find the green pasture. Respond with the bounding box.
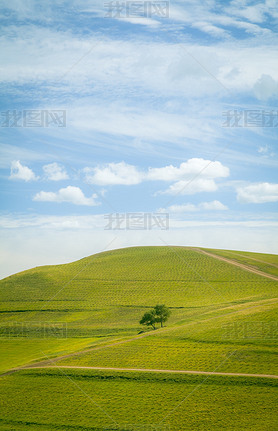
[0,369,277,431]
[57,300,278,375]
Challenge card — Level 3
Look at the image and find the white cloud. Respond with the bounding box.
[155,159,229,196]
[168,2,274,37]
[200,200,228,211]
[192,21,229,37]
[33,186,99,206]
[84,162,143,186]
[0,214,105,229]
[1,25,278,100]
[258,145,269,154]
[117,17,160,27]
[225,2,266,23]
[257,145,275,158]
[83,159,230,190]
[9,160,38,181]
[163,200,228,213]
[70,103,218,144]
[224,0,278,24]
[237,182,278,203]
[147,159,229,181]
[165,203,198,213]
[160,178,218,195]
[43,162,69,181]
[253,74,278,100]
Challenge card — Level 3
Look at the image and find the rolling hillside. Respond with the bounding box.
[1,246,278,366]
[0,246,277,430]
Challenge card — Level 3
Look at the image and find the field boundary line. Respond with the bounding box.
[14,365,278,380]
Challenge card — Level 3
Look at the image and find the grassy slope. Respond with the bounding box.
[0,337,103,373]
[0,369,277,431]
[0,246,277,370]
[57,299,278,374]
[0,246,277,430]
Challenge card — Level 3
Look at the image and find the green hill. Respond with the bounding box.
[0,246,277,430]
[1,246,277,370]
[0,247,276,337]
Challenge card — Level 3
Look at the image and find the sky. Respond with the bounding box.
[0,0,278,278]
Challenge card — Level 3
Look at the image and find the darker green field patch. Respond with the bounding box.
[19,368,278,389]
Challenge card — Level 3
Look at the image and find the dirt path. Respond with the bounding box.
[7,364,278,380]
[193,248,278,281]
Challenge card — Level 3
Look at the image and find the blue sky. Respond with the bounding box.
[0,0,278,277]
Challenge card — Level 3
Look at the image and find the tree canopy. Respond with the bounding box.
[139,309,156,330]
[140,305,171,330]
[154,304,171,327]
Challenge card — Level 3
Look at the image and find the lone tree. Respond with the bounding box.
[139,309,156,330]
[154,304,171,328]
[140,305,171,330]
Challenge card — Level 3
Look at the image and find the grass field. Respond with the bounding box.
[57,300,278,375]
[0,337,104,373]
[0,369,277,431]
[0,246,277,430]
